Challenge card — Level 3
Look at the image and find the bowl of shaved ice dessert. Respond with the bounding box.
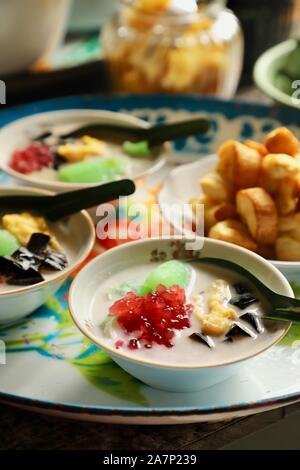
[0,187,95,323]
[69,237,292,392]
[0,109,166,192]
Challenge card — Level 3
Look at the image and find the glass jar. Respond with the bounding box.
[102,0,243,97]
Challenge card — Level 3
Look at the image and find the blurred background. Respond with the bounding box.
[1,0,300,106]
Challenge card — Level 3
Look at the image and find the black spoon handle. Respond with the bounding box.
[61,124,146,141]
[0,195,50,212]
[61,118,210,146]
[192,257,300,324]
[0,179,136,221]
[45,179,135,221]
[145,118,210,146]
[265,299,300,323]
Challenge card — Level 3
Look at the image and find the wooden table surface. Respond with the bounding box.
[1,401,300,450]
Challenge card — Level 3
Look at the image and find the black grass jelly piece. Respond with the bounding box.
[0,255,44,286]
[190,332,215,349]
[240,312,264,334]
[0,256,20,277]
[233,283,252,295]
[0,231,66,286]
[7,269,44,286]
[230,293,258,310]
[42,250,68,271]
[53,152,66,170]
[27,233,50,255]
[0,249,42,277]
[12,247,44,271]
[224,337,234,343]
[226,321,257,339]
[33,131,52,142]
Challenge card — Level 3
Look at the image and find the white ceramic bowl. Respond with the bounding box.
[0,109,166,192]
[0,186,95,323]
[69,237,293,392]
[254,39,300,110]
[0,0,71,76]
[69,0,117,32]
[158,155,300,283]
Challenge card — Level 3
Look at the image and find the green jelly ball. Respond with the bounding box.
[141,260,191,295]
[123,140,150,157]
[0,229,20,256]
[58,158,126,183]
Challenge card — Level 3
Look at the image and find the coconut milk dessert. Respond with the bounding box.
[9,127,157,184]
[90,259,278,367]
[0,211,71,292]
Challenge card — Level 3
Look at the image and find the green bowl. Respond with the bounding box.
[254,39,300,109]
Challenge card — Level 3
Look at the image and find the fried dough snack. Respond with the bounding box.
[217,140,261,188]
[264,127,299,156]
[190,195,236,231]
[278,213,300,232]
[194,126,300,260]
[236,188,278,245]
[276,236,300,261]
[275,176,300,215]
[262,154,300,180]
[200,171,233,202]
[244,140,268,157]
[208,219,257,252]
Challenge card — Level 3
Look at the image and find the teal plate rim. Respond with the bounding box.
[0,388,300,417]
[1,92,300,129]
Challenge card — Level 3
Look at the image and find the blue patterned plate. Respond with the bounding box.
[1,95,300,424]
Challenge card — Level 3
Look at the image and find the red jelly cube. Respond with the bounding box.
[109,285,193,349]
[10,143,54,174]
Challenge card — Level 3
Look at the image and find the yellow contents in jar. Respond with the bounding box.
[135,0,171,13]
[102,0,238,95]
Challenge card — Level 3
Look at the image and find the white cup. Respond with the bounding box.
[0,0,71,75]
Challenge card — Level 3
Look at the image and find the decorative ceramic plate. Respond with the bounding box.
[1,95,300,424]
